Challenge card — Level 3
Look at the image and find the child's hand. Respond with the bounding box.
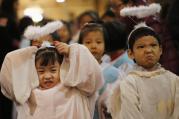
[54,41,70,56]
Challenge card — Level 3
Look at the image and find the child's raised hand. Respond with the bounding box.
[53,41,70,56]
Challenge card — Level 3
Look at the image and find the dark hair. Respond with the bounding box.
[19,16,33,36]
[1,0,18,19]
[101,9,116,18]
[77,10,100,25]
[35,47,63,66]
[50,20,72,44]
[103,21,128,52]
[122,0,146,5]
[128,26,161,50]
[78,22,109,51]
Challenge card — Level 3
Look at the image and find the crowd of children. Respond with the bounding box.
[1,0,179,118]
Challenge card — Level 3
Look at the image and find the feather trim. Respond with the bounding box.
[120,3,161,18]
[24,20,63,40]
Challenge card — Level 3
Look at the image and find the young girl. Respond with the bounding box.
[78,22,120,119]
[102,21,134,68]
[0,20,103,119]
[107,23,179,119]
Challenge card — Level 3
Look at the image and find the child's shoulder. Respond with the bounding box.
[6,46,37,58]
[164,69,179,79]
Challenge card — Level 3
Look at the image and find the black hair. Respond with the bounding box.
[128,26,161,50]
[19,16,33,36]
[0,0,18,19]
[120,0,146,5]
[78,22,110,52]
[35,47,64,66]
[77,10,100,26]
[103,21,128,52]
[101,9,116,18]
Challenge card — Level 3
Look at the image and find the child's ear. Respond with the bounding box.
[127,49,134,59]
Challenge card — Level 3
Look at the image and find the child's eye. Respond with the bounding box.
[151,44,158,47]
[37,70,44,74]
[137,45,144,49]
[84,41,91,44]
[97,41,102,44]
[51,69,57,72]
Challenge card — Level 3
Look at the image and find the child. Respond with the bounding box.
[102,21,134,68]
[0,20,103,119]
[107,23,179,119]
[78,22,120,119]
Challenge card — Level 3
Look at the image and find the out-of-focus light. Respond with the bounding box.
[24,7,44,22]
[56,0,65,3]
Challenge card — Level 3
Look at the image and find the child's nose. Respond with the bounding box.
[44,72,52,79]
[91,43,97,48]
[145,46,153,52]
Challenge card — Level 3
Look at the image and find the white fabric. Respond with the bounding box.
[106,63,133,119]
[109,64,179,119]
[0,44,103,119]
[0,46,39,104]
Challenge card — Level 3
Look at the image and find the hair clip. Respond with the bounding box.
[39,41,55,49]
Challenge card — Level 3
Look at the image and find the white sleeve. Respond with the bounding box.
[0,46,39,104]
[119,77,144,119]
[172,77,179,119]
[60,43,104,96]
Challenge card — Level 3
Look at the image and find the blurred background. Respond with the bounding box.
[17,0,108,23]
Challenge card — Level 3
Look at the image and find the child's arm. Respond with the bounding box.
[172,76,179,119]
[55,42,103,96]
[119,77,144,119]
[0,46,39,104]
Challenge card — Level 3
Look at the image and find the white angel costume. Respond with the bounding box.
[0,43,103,119]
[107,64,179,119]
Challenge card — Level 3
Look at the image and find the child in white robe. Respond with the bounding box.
[107,23,179,119]
[78,22,120,119]
[0,20,103,119]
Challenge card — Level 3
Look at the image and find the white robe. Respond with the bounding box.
[0,44,104,119]
[109,64,179,119]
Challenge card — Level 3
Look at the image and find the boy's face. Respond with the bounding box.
[128,35,162,70]
[35,60,60,90]
[82,31,105,63]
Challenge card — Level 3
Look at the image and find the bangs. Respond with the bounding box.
[128,27,161,50]
[35,47,63,66]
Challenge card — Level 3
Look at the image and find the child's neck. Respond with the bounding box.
[140,63,160,71]
[109,49,125,61]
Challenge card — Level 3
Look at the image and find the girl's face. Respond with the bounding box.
[82,31,105,63]
[128,35,162,70]
[36,60,60,90]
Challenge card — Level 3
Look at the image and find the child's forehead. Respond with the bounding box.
[36,57,58,62]
[87,30,103,34]
[84,31,104,40]
[36,59,59,66]
[134,35,159,44]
